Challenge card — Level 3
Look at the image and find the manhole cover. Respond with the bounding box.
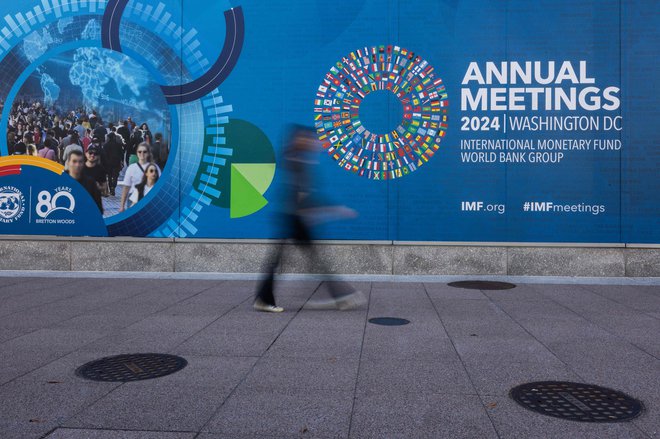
[76,353,188,382]
[368,317,410,326]
[448,280,516,290]
[510,381,643,422]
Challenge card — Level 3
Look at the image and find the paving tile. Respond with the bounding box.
[633,395,660,438]
[74,328,202,355]
[452,335,560,364]
[119,314,218,334]
[287,309,367,330]
[360,323,452,360]
[197,434,307,439]
[92,300,173,318]
[357,357,475,395]
[0,306,90,331]
[545,339,658,374]
[265,326,363,359]
[173,331,277,357]
[489,297,578,321]
[480,283,548,301]
[424,282,488,300]
[177,285,252,302]
[63,356,257,432]
[0,368,119,439]
[582,284,660,314]
[0,327,32,343]
[510,318,614,344]
[153,301,238,318]
[51,313,149,332]
[371,281,425,290]
[203,387,353,438]
[45,429,196,439]
[441,317,532,339]
[243,356,358,392]
[0,276,39,290]
[462,357,581,396]
[350,390,498,439]
[0,289,81,317]
[0,277,79,299]
[368,287,436,312]
[0,329,106,384]
[531,291,660,357]
[174,309,294,357]
[431,297,511,322]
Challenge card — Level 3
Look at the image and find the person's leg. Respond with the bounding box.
[254,244,284,312]
[108,167,118,194]
[256,266,276,305]
[292,215,365,309]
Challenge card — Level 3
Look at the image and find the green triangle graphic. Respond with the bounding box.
[232,163,275,194]
[230,164,268,218]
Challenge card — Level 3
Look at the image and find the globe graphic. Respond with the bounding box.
[16,18,170,137]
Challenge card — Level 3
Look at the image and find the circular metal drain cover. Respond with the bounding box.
[448,280,516,290]
[76,353,188,382]
[369,317,410,326]
[510,381,643,422]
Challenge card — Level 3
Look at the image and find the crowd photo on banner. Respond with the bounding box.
[3,99,169,217]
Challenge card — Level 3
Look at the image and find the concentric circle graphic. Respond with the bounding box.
[314,45,449,180]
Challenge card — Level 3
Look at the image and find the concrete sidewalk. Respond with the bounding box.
[0,275,658,438]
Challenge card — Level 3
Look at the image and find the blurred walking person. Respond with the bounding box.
[254,125,364,313]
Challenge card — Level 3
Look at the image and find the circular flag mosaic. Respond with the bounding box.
[314,45,449,180]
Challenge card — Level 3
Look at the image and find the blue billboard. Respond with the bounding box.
[0,0,657,243]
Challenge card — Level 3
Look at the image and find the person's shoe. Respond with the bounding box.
[336,290,366,310]
[253,299,284,313]
[307,290,366,310]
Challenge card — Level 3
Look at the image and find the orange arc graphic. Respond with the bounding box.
[0,156,64,174]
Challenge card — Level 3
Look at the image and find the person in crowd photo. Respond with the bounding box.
[150,132,167,170]
[38,136,58,161]
[119,142,161,212]
[82,128,93,151]
[117,120,131,146]
[88,110,98,129]
[93,120,108,143]
[12,141,26,155]
[139,122,152,145]
[73,118,86,139]
[130,162,159,205]
[127,125,144,164]
[102,133,124,196]
[62,135,83,169]
[82,146,109,198]
[66,149,103,213]
[26,142,38,156]
[6,131,16,155]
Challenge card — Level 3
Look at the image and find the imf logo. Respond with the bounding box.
[0,186,26,223]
